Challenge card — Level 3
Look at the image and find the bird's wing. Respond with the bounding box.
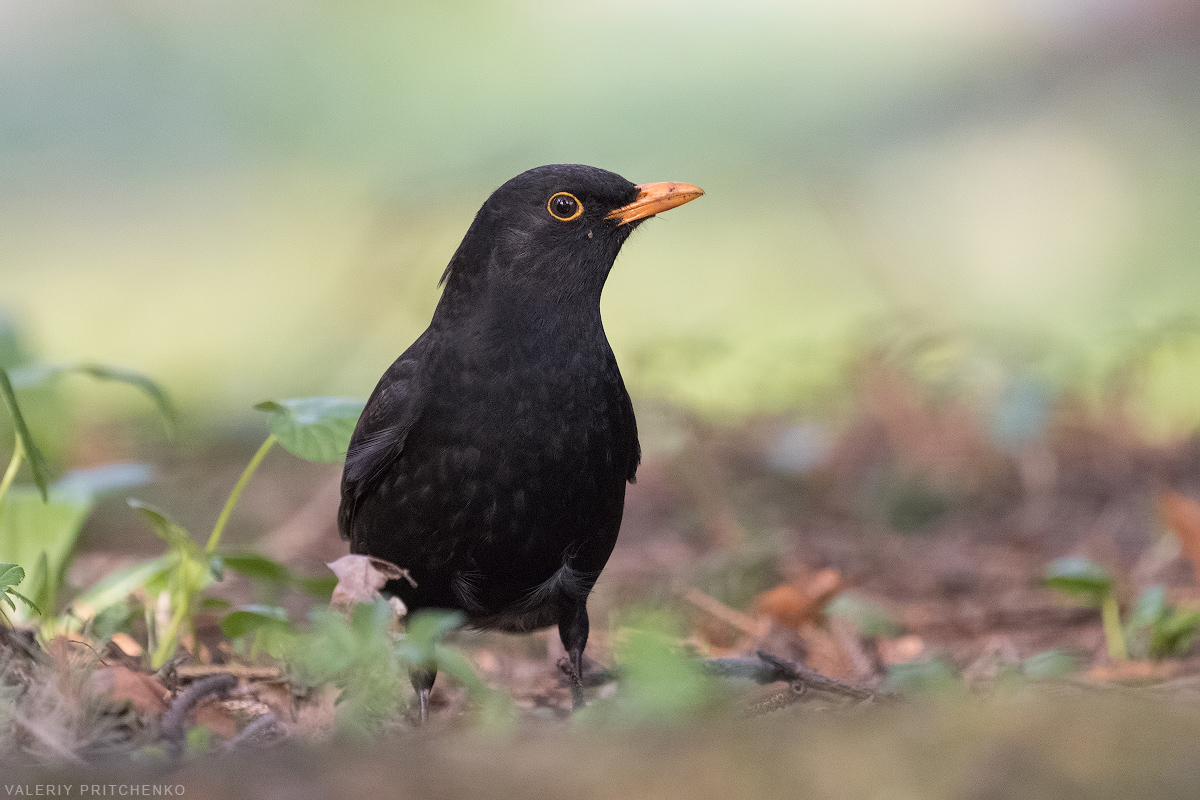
[337,336,431,542]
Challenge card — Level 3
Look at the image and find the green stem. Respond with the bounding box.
[205,433,277,554]
[0,434,25,520]
[1101,593,1128,662]
[152,599,190,669]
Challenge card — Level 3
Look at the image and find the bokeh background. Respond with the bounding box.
[7,3,1200,788]
[5,0,1200,434]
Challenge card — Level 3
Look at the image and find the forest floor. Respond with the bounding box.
[7,366,1200,797]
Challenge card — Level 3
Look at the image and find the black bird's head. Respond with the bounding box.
[437,164,703,314]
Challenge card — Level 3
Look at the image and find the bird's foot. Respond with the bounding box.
[557,657,586,710]
[416,687,431,724]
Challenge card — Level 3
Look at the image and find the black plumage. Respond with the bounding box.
[337,164,702,717]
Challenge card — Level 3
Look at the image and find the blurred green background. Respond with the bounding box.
[3,0,1200,433]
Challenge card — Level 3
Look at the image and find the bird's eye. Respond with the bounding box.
[547,192,583,221]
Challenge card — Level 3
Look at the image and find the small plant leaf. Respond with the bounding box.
[1129,585,1169,630]
[0,563,24,589]
[1042,557,1113,601]
[220,605,291,639]
[127,500,195,550]
[52,463,153,503]
[885,660,959,692]
[6,588,40,615]
[0,368,51,501]
[825,592,904,638]
[255,397,364,462]
[222,552,292,584]
[296,574,338,598]
[69,555,174,619]
[399,609,465,669]
[1022,649,1076,679]
[8,362,176,436]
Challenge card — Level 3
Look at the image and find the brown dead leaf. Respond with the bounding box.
[1159,491,1200,583]
[110,632,143,658]
[752,569,844,629]
[91,665,170,714]
[194,699,240,740]
[753,585,808,629]
[796,623,856,681]
[326,554,415,611]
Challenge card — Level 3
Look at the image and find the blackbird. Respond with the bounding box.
[338,164,703,719]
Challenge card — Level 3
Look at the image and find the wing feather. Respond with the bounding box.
[337,335,431,542]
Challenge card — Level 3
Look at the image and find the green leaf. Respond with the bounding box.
[185,725,211,757]
[220,605,291,639]
[401,609,464,666]
[1022,649,1076,679]
[825,592,905,638]
[595,611,713,721]
[90,602,131,642]
[1129,585,1168,629]
[255,397,364,463]
[1042,557,1113,602]
[295,574,337,598]
[52,463,152,503]
[0,368,51,501]
[222,552,292,584]
[431,645,488,694]
[0,563,23,589]
[127,500,195,550]
[8,363,176,437]
[885,660,959,693]
[0,488,93,621]
[69,555,174,618]
[6,588,41,615]
[0,315,29,372]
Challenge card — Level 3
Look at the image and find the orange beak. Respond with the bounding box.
[606,181,705,225]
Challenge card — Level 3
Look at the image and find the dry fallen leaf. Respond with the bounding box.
[326,554,415,612]
[796,623,856,681]
[753,585,807,629]
[1159,491,1200,583]
[752,568,843,629]
[194,698,240,740]
[91,665,170,714]
[110,632,143,658]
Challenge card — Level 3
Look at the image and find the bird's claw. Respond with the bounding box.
[558,657,586,710]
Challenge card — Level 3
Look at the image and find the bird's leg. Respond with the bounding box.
[410,666,436,724]
[558,601,590,710]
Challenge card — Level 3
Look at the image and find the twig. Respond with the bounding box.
[704,651,896,704]
[683,587,769,639]
[175,664,283,681]
[161,673,238,756]
[225,712,281,751]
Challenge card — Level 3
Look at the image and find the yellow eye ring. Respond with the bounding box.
[547,192,583,221]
